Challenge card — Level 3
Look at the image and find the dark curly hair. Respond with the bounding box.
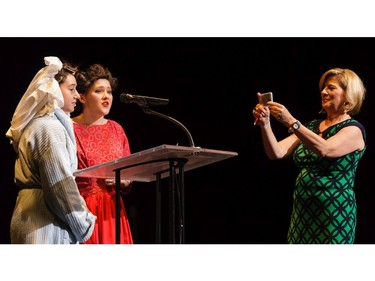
[75,64,118,94]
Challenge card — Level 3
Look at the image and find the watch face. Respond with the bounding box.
[293,123,299,129]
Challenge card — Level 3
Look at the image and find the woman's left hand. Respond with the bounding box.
[105,179,133,193]
[268,101,294,126]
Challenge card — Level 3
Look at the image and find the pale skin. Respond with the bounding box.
[60,73,80,114]
[253,76,365,160]
[72,78,132,189]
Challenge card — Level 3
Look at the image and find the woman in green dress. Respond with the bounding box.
[253,68,366,243]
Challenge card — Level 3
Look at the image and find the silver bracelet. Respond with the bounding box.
[262,122,271,129]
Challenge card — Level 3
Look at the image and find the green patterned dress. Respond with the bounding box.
[287,119,366,244]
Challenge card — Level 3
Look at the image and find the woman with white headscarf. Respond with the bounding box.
[6,56,96,244]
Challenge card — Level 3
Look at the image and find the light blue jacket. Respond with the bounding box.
[10,108,96,244]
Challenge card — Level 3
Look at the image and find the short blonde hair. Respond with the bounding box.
[319,68,366,115]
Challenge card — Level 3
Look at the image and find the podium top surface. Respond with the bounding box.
[73,144,238,182]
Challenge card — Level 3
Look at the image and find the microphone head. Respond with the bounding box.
[119,93,169,106]
[119,93,133,103]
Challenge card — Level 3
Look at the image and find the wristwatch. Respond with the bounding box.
[288,120,301,133]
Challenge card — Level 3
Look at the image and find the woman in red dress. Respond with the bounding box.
[72,64,133,244]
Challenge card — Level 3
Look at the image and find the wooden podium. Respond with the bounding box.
[74,144,238,244]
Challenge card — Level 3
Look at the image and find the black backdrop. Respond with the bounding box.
[1,38,374,244]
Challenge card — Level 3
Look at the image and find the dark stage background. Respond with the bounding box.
[1,38,374,244]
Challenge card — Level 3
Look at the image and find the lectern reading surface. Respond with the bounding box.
[74,144,238,182]
[73,144,238,244]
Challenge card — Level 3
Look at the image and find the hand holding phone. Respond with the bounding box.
[260,92,273,105]
[254,92,273,125]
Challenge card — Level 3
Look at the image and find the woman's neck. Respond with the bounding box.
[73,113,107,125]
[325,113,350,126]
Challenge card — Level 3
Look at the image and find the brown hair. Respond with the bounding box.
[75,64,118,94]
[55,62,78,84]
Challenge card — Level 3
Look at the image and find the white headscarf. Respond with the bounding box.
[6,56,64,147]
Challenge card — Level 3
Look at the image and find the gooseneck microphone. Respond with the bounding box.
[120,93,169,106]
[119,92,196,147]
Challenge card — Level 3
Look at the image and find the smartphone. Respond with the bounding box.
[260,92,273,106]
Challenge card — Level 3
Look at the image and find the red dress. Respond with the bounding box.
[73,120,133,244]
